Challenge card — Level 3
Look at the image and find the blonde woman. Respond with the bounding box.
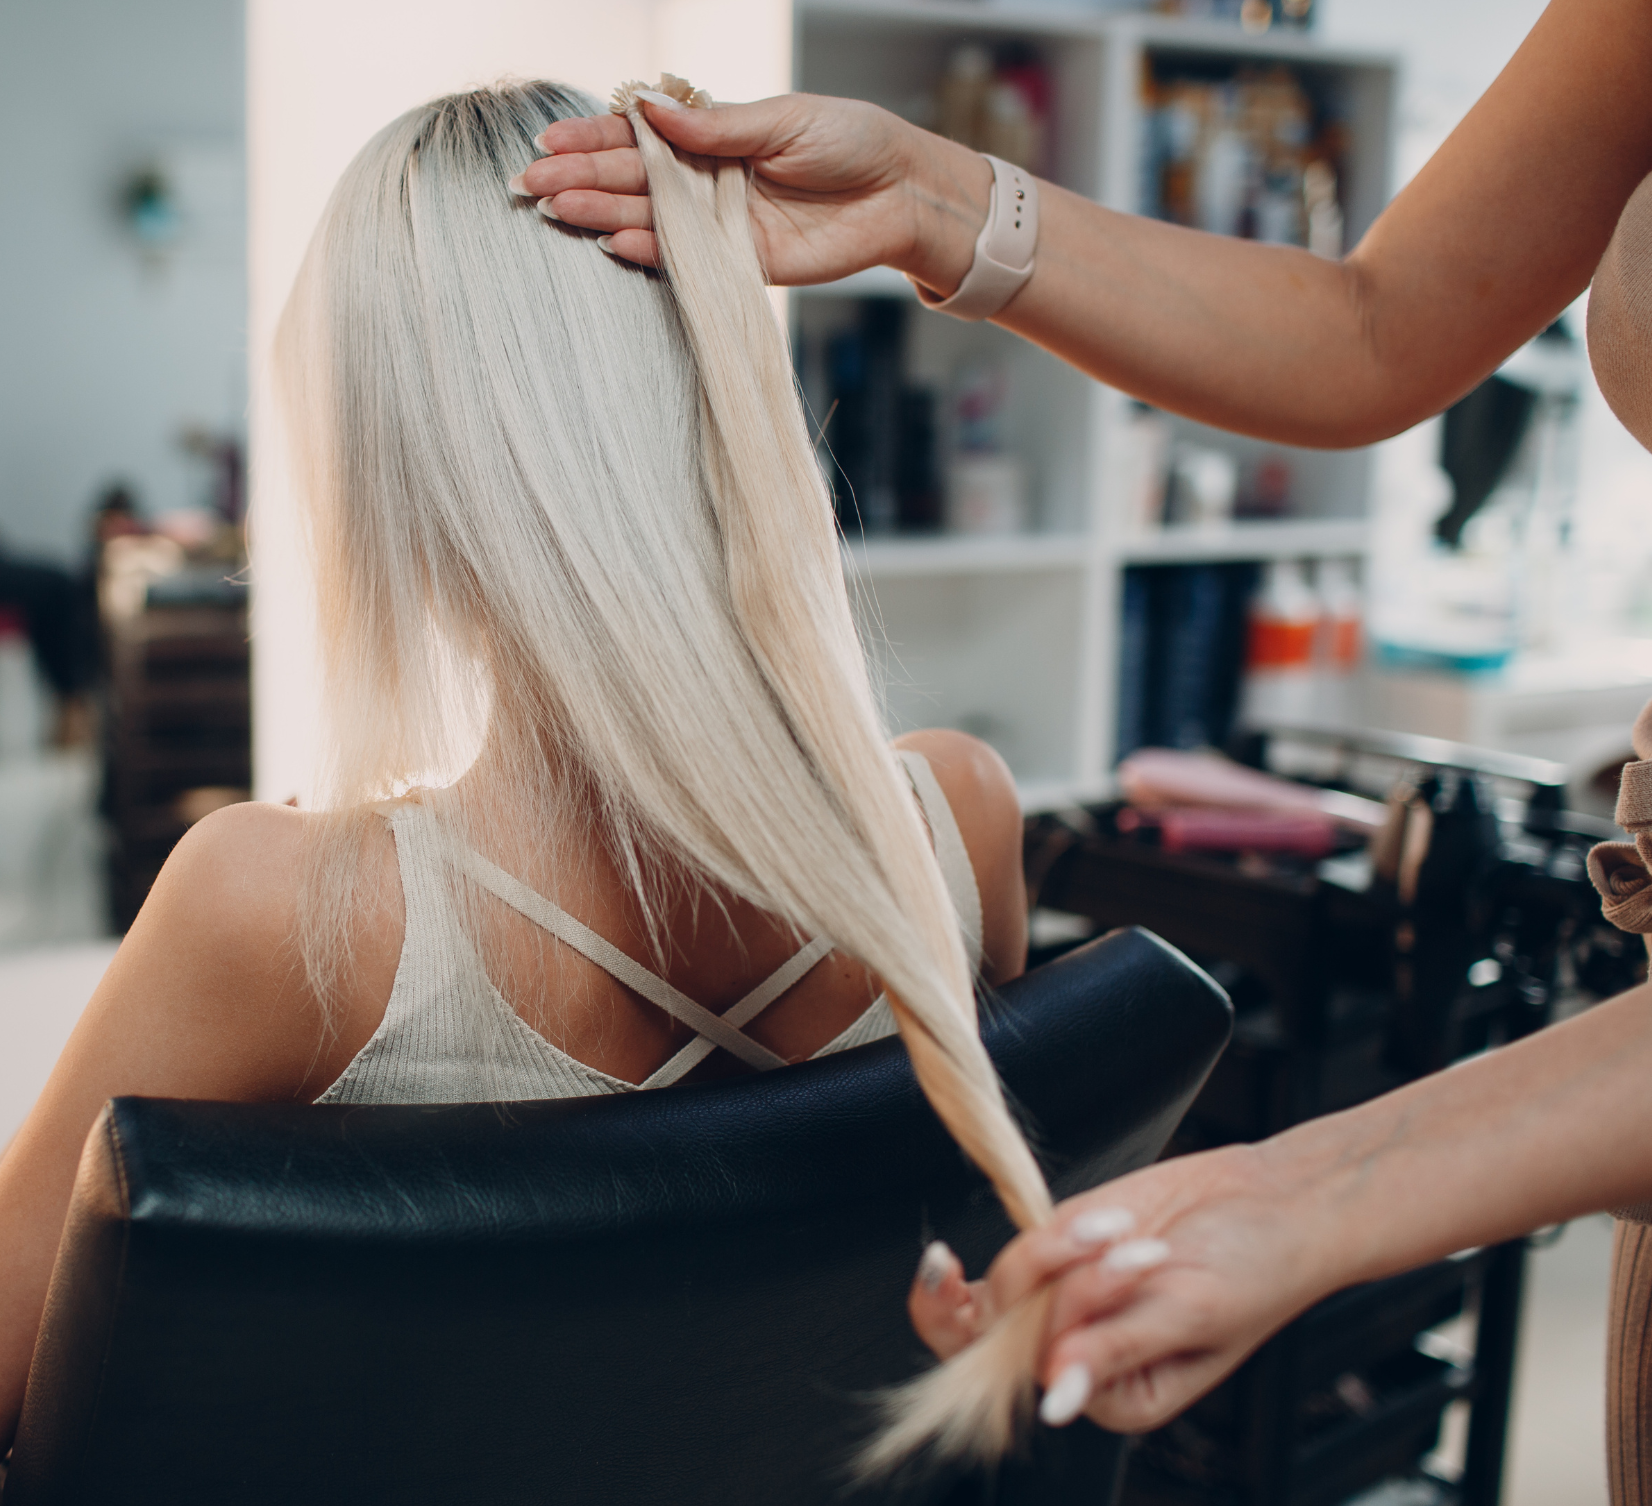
[0,80,1114,1468]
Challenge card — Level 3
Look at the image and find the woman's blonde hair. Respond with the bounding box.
[274,78,1054,1470]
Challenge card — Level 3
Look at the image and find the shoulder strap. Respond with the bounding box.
[639,935,834,1089]
[453,844,790,1074]
[898,749,985,973]
[383,801,473,966]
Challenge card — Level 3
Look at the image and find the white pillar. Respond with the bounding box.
[247,0,788,801]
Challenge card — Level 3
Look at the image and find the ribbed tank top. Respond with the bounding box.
[316,750,984,1104]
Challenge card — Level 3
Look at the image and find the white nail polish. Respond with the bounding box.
[1070,1207,1136,1247]
[536,198,561,222]
[506,173,528,196]
[596,235,620,257]
[1102,1237,1171,1274]
[1039,1362,1092,1427]
[635,88,686,111]
[532,134,559,154]
[917,1240,952,1293]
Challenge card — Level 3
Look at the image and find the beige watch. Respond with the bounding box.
[910,154,1040,322]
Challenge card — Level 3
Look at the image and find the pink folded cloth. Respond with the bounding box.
[1118,748,1386,833]
[1118,805,1339,858]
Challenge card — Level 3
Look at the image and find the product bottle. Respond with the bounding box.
[1313,557,1363,725]
[1239,559,1318,730]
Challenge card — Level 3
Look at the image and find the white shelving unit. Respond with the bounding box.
[792,1,1398,808]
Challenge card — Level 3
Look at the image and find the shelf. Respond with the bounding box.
[843,533,1093,578]
[1114,518,1370,564]
[799,0,1112,39]
[792,266,917,300]
[798,0,1400,66]
[1120,11,1401,68]
[1016,775,1104,813]
[793,0,1397,800]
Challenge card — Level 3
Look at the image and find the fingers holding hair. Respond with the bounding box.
[1039,1293,1242,1435]
[975,1199,1158,1321]
[908,1240,991,1362]
[509,136,659,266]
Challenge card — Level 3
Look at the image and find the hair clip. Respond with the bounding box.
[611,74,712,116]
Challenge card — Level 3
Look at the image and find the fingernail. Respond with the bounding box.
[1070,1207,1136,1247]
[1102,1237,1171,1274]
[1039,1362,1092,1427]
[635,88,686,111]
[532,133,559,153]
[918,1240,952,1293]
[536,198,561,221]
[596,235,621,257]
[507,173,528,196]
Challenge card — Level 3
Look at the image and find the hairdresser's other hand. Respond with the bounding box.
[913,1143,1337,1433]
[520,94,989,296]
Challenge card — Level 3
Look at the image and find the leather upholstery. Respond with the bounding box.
[7,927,1231,1506]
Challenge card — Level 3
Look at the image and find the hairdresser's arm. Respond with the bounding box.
[528,0,1652,446]
[910,980,1652,1432]
[0,805,382,1454]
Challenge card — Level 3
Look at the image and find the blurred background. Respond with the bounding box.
[2,1,1648,1502]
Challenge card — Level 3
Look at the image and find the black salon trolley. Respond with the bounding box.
[1024,727,1636,1506]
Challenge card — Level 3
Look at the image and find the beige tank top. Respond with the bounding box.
[1589,171,1652,453]
[316,750,984,1105]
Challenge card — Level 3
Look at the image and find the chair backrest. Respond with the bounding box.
[7,927,1231,1506]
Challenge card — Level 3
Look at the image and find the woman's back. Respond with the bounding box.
[307,731,1026,1101]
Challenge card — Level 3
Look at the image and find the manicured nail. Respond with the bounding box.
[506,173,528,196]
[532,133,559,153]
[1040,1362,1092,1427]
[1070,1207,1136,1247]
[596,235,620,257]
[635,88,686,111]
[536,198,560,221]
[918,1240,952,1293]
[1102,1237,1171,1274]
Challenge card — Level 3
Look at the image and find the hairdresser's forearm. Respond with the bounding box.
[1269,985,1652,1296]
[895,0,1652,449]
[1004,194,1398,447]
[893,133,1393,447]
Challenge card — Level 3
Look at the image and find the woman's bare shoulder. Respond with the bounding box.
[896,728,1018,832]
[157,799,308,924]
[85,800,399,1101]
[894,729,1028,983]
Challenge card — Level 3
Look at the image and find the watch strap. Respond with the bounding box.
[911,154,1039,322]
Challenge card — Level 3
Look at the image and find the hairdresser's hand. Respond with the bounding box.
[909,1142,1338,1432]
[519,94,989,296]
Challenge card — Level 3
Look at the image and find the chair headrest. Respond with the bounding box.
[101,927,1230,1246]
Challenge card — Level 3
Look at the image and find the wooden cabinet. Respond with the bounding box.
[103,606,251,927]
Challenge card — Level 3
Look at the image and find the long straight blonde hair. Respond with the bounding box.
[274,78,1055,1470]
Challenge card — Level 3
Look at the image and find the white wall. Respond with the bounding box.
[246,0,789,801]
[0,0,246,565]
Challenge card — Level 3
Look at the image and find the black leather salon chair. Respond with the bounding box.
[5,927,1231,1506]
